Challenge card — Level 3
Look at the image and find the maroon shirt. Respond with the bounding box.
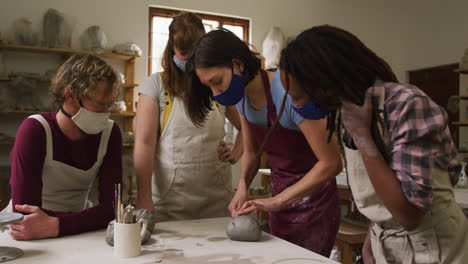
[9,112,122,236]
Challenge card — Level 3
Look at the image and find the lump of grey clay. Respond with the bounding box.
[226,214,262,242]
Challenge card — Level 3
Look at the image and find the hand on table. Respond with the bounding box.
[218,141,237,164]
[9,204,59,240]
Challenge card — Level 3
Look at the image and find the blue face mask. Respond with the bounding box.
[213,72,246,106]
[292,100,328,120]
[173,55,187,72]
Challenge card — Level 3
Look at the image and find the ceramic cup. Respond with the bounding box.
[113,219,148,258]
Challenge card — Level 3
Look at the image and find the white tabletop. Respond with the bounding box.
[1,217,337,264]
[454,188,468,209]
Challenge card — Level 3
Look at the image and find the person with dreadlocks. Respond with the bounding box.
[280,25,468,263]
[185,29,342,256]
[134,13,243,221]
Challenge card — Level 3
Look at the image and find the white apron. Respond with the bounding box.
[5,114,113,212]
[152,97,232,221]
[343,87,468,263]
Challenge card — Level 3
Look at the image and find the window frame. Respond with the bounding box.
[148,7,250,76]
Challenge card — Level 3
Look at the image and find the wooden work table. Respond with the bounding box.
[1,217,338,264]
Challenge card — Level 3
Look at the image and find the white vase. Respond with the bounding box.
[457,162,468,188]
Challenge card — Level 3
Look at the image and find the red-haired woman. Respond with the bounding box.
[280,25,468,263]
[185,29,342,257]
[134,13,242,221]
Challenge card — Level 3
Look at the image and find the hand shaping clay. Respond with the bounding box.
[226,214,262,242]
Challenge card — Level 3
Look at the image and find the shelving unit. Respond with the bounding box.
[0,42,142,211]
[453,68,468,157]
[0,44,139,150]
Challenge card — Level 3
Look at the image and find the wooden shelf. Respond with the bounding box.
[123,83,139,89]
[7,110,135,117]
[0,77,51,83]
[454,68,468,74]
[452,121,468,126]
[452,95,468,100]
[7,110,46,115]
[458,148,468,153]
[110,111,135,117]
[0,44,140,61]
[2,140,134,148]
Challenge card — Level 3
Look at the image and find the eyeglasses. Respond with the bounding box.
[82,97,116,110]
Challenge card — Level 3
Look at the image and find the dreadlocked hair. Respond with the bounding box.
[279,24,397,162]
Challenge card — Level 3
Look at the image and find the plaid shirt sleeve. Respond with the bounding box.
[386,84,460,213]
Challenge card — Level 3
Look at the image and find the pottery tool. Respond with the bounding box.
[124,205,135,223]
[114,184,118,222]
[114,183,137,223]
[117,183,121,223]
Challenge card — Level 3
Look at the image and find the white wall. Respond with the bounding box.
[0,0,414,87]
[2,0,468,179]
[3,0,466,90]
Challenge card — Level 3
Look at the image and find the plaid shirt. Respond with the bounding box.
[383,82,461,212]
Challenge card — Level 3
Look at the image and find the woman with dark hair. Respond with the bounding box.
[134,13,242,221]
[186,29,342,256]
[280,25,468,263]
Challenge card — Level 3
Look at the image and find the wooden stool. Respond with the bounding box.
[334,220,368,264]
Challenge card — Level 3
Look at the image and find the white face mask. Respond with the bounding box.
[72,107,110,134]
[61,105,110,134]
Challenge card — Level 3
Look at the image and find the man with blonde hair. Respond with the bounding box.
[7,54,122,240]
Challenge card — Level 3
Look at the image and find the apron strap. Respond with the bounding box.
[242,69,275,126]
[96,120,114,163]
[260,69,276,127]
[28,114,53,162]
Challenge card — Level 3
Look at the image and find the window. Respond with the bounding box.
[148,7,250,75]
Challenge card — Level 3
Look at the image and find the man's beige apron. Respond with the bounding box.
[343,87,468,263]
[152,97,232,221]
[4,114,112,212]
